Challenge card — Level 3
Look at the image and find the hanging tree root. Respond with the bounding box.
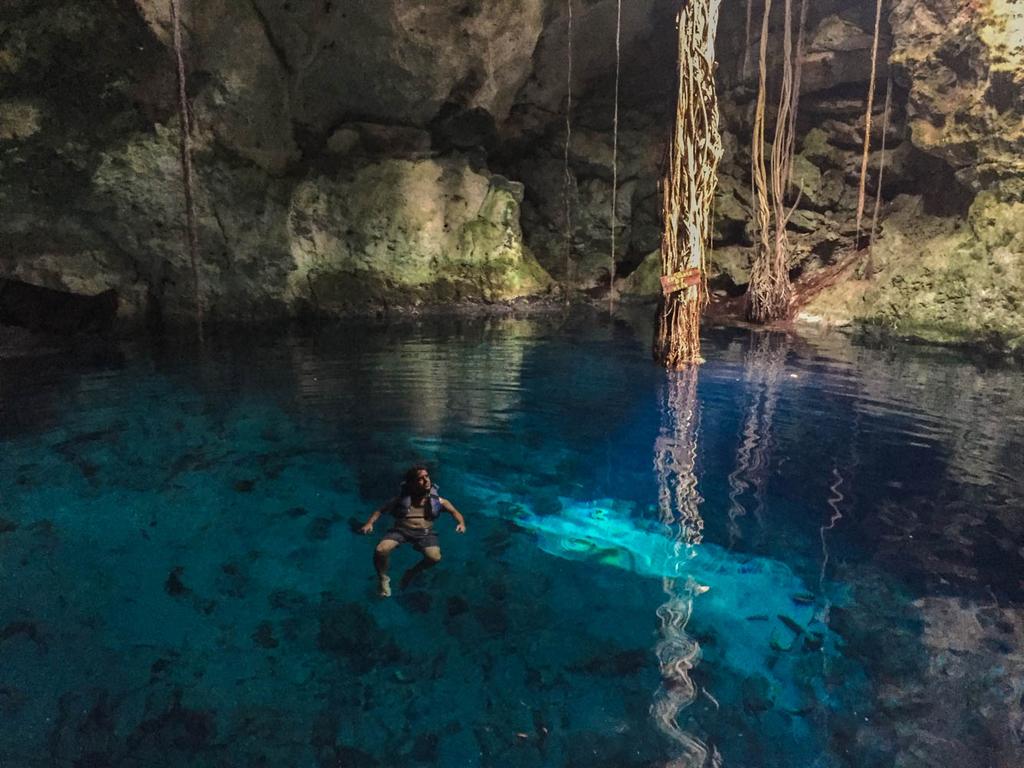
[562,0,575,300]
[170,0,204,341]
[608,0,623,312]
[654,0,724,369]
[855,0,885,247]
[867,74,894,269]
[746,0,799,324]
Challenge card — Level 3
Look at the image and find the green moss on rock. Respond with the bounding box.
[800,193,1024,354]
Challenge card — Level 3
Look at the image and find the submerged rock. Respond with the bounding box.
[317,597,402,673]
[741,674,776,714]
[569,648,650,678]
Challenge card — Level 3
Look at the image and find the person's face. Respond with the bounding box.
[413,469,431,494]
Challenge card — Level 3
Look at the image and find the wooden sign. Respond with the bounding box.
[660,268,702,296]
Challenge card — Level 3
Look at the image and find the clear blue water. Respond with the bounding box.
[2,312,1023,768]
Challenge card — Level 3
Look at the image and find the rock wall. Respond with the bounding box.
[799,0,1024,352]
[0,0,553,325]
[0,0,1021,346]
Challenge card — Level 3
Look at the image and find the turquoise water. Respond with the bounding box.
[2,313,1023,767]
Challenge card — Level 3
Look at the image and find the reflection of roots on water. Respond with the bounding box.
[653,578,711,767]
[728,332,788,546]
[652,366,715,767]
[818,465,844,625]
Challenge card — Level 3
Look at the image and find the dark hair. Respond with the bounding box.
[401,464,430,495]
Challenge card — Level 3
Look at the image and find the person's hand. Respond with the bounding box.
[360,522,374,535]
[455,522,466,534]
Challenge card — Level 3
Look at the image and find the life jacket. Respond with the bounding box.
[392,486,443,522]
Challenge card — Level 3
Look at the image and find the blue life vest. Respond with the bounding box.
[392,486,443,522]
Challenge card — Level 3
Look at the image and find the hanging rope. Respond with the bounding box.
[654,0,724,368]
[170,0,204,342]
[652,367,709,768]
[856,0,884,247]
[563,0,575,302]
[868,75,893,262]
[609,0,622,313]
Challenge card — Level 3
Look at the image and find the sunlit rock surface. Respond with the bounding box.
[890,0,1024,189]
[88,129,549,321]
[800,193,1024,352]
[286,159,552,313]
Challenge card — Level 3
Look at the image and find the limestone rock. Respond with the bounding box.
[800,128,846,169]
[802,14,891,95]
[88,125,294,322]
[710,245,753,287]
[0,99,43,140]
[326,123,433,159]
[619,249,661,297]
[713,176,752,245]
[286,158,552,312]
[890,0,1024,189]
[512,0,665,118]
[570,178,637,286]
[799,194,1024,353]
[190,1,299,174]
[790,154,827,210]
[139,0,546,144]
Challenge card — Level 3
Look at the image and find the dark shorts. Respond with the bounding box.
[383,526,439,552]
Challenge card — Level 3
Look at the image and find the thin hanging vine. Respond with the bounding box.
[654,0,724,368]
[563,0,575,302]
[170,0,204,341]
[867,74,893,270]
[746,0,793,323]
[742,0,754,81]
[785,0,810,188]
[608,0,622,313]
[856,0,885,247]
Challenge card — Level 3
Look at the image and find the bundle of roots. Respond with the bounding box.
[655,0,724,368]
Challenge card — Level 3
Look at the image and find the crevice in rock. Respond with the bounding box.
[0,279,118,335]
[247,0,296,77]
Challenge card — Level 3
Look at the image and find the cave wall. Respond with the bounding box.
[0,0,554,325]
[0,0,1021,346]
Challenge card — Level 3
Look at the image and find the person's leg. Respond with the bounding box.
[374,538,401,596]
[399,545,441,590]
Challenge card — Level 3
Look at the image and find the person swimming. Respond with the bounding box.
[359,465,466,597]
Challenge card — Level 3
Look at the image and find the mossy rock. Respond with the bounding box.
[800,193,1024,354]
[620,250,661,297]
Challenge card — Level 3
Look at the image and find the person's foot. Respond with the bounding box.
[377,574,391,598]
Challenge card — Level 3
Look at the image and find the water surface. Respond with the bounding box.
[2,313,1022,767]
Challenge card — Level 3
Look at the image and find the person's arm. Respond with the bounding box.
[441,498,466,533]
[360,499,394,534]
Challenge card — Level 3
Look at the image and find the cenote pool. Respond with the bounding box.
[2,312,1023,767]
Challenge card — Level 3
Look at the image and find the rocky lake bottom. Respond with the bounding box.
[1,312,1022,767]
